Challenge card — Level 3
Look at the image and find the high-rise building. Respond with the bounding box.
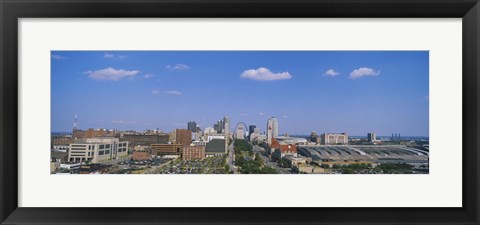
[216,120,223,133]
[187,121,197,132]
[223,116,230,134]
[176,129,192,146]
[250,128,261,142]
[310,131,318,143]
[249,125,256,138]
[266,117,278,145]
[367,132,376,142]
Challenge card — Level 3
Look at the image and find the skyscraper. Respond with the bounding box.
[187,121,197,132]
[249,125,256,138]
[216,119,223,133]
[367,132,376,142]
[223,116,230,135]
[266,117,278,145]
[310,131,318,143]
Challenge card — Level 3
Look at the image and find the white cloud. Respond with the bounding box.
[349,67,380,79]
[240,67,292,81]
[240,113,248,116]
[104,52,127,59]
[111,120,137,125]
[143,74,154,79]
[86,67,140,81]
[258,112,266,116]
[51,54,66,60]
[166,64,190,71]
[104,53,114,58]
[282,115,288,119]
[166,90,182,96]
[324,69,339,77]
[151,89,161,94]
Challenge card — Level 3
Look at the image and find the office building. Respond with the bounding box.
[176,129,192,146]
[68,138,128,163]
[249,125,256,138]
[182,145,205,161]
[310,131,318,143]
[51,136,72,151]
[250,127,261,142]
[216,120,223,133]
[150,144,183,156]
[223,116,230,134]
[367,132,376,142]
[267,117,278,145]
[187,121,197,132]
[120,134,169,146]
[320,133,348,145]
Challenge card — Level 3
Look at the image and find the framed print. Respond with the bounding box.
[1,0,479,224]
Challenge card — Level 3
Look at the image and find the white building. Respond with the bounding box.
[59,162,81,170]
[267,117,278,145]
[274,136,308,145]
[207,135,225,142]
[204,127,215,135]
[367,132,377,142]
[320,133,348,145]
[68,138,129,163]
[250,127,261,142]
[52,145,69,152]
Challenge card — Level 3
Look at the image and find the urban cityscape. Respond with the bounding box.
[51,51,429,174]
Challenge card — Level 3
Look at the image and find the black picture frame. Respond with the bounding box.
[1,0,479,224]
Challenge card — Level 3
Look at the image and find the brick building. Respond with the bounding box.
[150,144,183,156]
[175,129,192,146]
[121,134,169,146]
[132,151,150,161]
[182,145,205,161]
[271,137,297,159]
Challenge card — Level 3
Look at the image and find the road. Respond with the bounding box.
[252,145,291,174]
[227,142,238,174]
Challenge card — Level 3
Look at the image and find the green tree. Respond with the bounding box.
[320,164,330,169]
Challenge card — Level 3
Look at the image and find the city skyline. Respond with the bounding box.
[51,51,429,136]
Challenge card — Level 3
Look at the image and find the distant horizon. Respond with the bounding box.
[51,128,429,138]
[51,51,429,136]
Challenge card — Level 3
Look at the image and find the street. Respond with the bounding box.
[252,145,291,174]
[227,142,238,174]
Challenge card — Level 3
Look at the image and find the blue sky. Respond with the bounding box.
[51,51,429,136]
